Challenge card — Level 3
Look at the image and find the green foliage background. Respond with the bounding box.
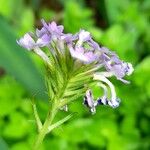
[0,0,149,149]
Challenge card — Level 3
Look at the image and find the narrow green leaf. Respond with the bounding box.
[47,113,75,133]
[0,17,46,99]
[31,99,43,132]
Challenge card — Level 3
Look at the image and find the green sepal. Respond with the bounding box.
[47,113,75,133]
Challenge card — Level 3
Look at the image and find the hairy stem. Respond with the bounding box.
[33,100,57,150]
[31,101,42,132]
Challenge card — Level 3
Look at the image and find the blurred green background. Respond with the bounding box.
[0,0,150,149]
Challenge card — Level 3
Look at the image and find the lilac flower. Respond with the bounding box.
[67,30,101,63]
[83,81,120,113]
[17,33,36,50]
[68,44,97,63]
[17,33,50,64]
[87,39,101,50]
[93,73,121,110]
[40,20,64,40]
[17,19,134,115]
[16,20,135,149]
[83,90,120,114]
[106,60,133,83]
[36,27,47,38]
[76,30,101,51]
[36,34,51,47]
[76,30,91,47]
[61,33,77,44]
[83,90,97,114]
[44,21,64,35]
[97,98,108,105]
[35,20,65,47]
[98,47,134,83]
[110,62,133,82]
[97,97,120,108]
[96,83,108,105]
[108,98,120,108]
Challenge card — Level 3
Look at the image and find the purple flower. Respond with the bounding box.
[36,34,51,47]
[17,33,36,50]
[36,27,47,38]
[35,20,65,47]
[83,90,97,114]
[87,39,101,50]
[98,47,134,83]
[95,81,120,110]
[106,60,133,83]
[97,97,107,105]
[97,97,120,108]
[61,34,77,43]
[76,30,91,47]
[108,98,120,108]
[68,45,97,63]
[17,19,134,114]
[83,88,120,114]
[67,30,101,63]
[41,20,64,39]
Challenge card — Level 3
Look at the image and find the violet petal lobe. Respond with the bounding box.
[17,33,36,50]
[36,34,51,47]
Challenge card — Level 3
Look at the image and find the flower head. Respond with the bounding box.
[17,19,134,114]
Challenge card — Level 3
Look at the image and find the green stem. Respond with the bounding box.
[32,101,42,132]
[33,119,49,150]
[33,102,57,150]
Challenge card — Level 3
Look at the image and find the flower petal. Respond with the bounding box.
[17,33,35,50]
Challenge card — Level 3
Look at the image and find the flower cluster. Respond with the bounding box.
[17,20,134,114]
